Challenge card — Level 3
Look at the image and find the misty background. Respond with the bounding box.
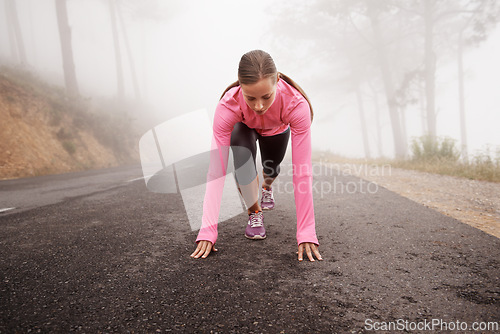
[1,0,499,159]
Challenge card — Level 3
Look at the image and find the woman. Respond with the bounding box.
[191,50,322,262]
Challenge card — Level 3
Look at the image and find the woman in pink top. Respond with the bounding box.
[191,50,322,262]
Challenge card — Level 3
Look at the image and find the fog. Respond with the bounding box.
[1,0,499,159]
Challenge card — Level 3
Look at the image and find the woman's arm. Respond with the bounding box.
[288,100,319,246]
[288,100,322,261]
[194,101,241,246]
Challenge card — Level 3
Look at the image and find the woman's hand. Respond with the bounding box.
[190,240,218,259]
[297,242,322,262]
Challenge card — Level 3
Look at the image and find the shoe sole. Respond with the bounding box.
[245,234,267,240]
[261,207,273,210]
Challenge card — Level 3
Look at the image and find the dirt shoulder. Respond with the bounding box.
[0,69,138,180]
[321,162,500,239]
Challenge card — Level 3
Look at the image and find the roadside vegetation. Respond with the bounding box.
[1,65,138,162]
[395,136,500,183]
[315,136,500,183]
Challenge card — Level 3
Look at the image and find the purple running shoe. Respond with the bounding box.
[245,211,266,240]
[261,187,275,210]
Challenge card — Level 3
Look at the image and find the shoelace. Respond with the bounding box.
[249,211,263,227]
[261,188,273,203]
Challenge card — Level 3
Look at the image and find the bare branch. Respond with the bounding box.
[348,12,374,47]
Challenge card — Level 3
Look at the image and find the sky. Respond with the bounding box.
[1,0,499,159]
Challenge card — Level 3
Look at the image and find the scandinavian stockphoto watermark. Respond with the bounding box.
[139,109,244,232]
[270,160,389,198]
[364,318,499,332]
[138,109,390,231]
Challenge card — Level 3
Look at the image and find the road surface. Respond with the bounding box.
[1,163,499,333]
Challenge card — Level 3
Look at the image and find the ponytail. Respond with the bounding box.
[278,72,314,122]
[220,80,239,100]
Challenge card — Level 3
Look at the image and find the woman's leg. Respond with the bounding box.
[258,127,291,189]
[230,123,261,213]
[257,127,290,210]
[262,173,276,190]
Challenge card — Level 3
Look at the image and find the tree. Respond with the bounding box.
[4,0,27,65]
[272,0,500,159]
[55,0,79,96]
[116,0,141,101]
[456,0,500,159]
[423,0,437,138]
[366,1,408,157]
[272,0,411,158]
[395,0,499,143]
[106,0,174,101]
[107,0,125,100]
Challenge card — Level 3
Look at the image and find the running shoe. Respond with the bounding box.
[245,211,266,240]
[261,187,275,210]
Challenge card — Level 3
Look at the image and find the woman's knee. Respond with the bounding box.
[262,160,281,178]
[230,123,257,167]
[230,123,254,147]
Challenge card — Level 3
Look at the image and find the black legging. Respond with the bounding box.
[230,122,290,186]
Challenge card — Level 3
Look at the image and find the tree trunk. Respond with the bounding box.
[116,1,141,101]
[140,23,149,101]
[109,0,125,99]
[399,106,408,152]
[368,82,384,157]
[374,94,384,157]
[355,84,371,159]
[5,0,27,65]
[458,30,468,160]
[424,0,437,138]
[419,83,426,134]
[55,0,79,96]
[6,8,19,62]
[368,9,407,158]
[28,2,37,67]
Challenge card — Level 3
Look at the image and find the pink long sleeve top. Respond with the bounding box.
[196,79,319,246]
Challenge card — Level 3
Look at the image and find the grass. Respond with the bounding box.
[1,64,138,163]
[391,156,500,182]
[401,136,500,182]
[314,136,500,183]
[62,140,76,155]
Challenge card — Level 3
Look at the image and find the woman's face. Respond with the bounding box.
[240,77,277,116]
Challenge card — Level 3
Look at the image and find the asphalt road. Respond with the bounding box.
[0,163,499,333]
